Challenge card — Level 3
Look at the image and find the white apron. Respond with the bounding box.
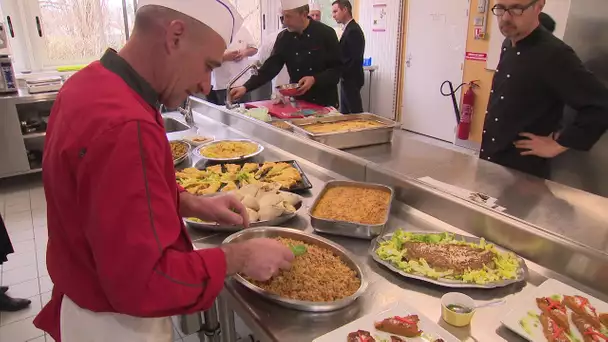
[60,296,173,342]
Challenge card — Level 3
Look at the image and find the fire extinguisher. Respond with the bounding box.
[441,80,479,140]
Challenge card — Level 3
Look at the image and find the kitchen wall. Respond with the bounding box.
[356,0,403,119]
[355,0,494,127]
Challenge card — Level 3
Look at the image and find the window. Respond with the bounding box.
[0,0,136,72]
[0,0,262,73]
[32,0,135,66]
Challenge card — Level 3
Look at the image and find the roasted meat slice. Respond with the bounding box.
[537,297,570,333]
[241,163,259,173]
[224,164,242,174]
[563,295,601,329]
[254,162,275,179]
[374,315,422,338]
[572,312,608,342]
[390,336,405,342]
[402,241,494,274]
[221,181,237,192]
[265,162,291,177]
[600,313,608,327]
[540,313,570,342]
[207,165,223,174]
[346,330,375,342]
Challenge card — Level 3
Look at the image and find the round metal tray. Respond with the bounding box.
[171,140,191,166]
[193,139,264,162]
[223,227,368,312]
[370,231,528,289]
[184,193,303,232]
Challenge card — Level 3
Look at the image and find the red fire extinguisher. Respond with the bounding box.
[441,80,480,141]
[457,81,479,140]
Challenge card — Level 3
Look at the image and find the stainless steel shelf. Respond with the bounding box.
[23,132,46,139]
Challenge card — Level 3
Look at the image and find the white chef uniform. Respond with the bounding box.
[212,27,257,90]
[58,1,243,340]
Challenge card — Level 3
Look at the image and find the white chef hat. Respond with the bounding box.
[281,0,309,11]
[309,1,321,11]
[137,0,243,45]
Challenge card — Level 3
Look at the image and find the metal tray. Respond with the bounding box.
[287,113,397,149]
[184,192,303,232]
[309,180,394,239]
[170,140,191,166]
[370,231,529,289]
[191,160,313,192]
[193,139,264,162]
[223,227,368,312]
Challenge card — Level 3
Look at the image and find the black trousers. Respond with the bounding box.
[0,214,14,265]
[339,81,364,114]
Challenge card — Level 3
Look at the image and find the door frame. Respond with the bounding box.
[397,0,469,142]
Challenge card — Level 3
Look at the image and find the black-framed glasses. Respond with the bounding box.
[492,0,539,16]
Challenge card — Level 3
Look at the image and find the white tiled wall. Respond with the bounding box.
[0,175,253,342]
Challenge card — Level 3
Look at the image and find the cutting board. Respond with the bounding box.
[245,100,329,119]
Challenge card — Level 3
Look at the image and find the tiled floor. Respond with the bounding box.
[0,175,216,342]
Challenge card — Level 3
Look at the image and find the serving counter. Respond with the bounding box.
[166,98,608,342]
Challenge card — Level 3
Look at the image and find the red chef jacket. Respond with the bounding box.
[35,50,227,341]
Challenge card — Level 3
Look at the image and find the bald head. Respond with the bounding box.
[121,5,226,107]
[133,5,223,48]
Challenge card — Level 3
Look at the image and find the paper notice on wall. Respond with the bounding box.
[372,4,387,32]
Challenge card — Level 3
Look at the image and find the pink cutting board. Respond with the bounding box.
[245,100,329,119]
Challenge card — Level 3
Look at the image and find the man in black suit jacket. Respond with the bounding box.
[332,0,365,114]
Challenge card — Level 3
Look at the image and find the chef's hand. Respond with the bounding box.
[229,86,247,100]
[234,50,245,62]
[514,132,568,158]
[296,76,315,95]
[222,238,294,281]
[223,50,240,62]
[181,193,249,227]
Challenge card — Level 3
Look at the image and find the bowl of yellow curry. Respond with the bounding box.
[194,139,264,162]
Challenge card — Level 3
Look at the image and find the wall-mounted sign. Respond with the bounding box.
[465,52,488,62]
[372,4,387,32]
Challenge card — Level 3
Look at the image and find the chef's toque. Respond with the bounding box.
[281,0,310,11]
[137,0,243,45]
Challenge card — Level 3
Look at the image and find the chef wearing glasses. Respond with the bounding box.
[480,0,608,178]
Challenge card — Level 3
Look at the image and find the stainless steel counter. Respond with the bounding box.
[165,105,608,342]
[0,88,57,106]
[347,131,608,253]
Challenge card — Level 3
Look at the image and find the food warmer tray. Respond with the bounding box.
[223,227,368,312]
[193,139,264,162]
[184,192,303,232]
[370,231,529,289]
[309,180,394,239]
[286,113,397,149]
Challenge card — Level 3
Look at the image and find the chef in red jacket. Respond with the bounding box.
[34,1,294,341]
